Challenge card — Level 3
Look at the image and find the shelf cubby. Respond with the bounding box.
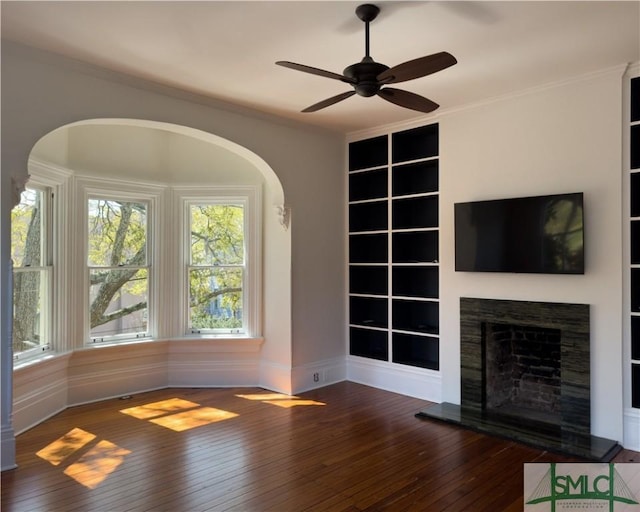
[632,316,640,360]
[349,135,388,171]
[350,266,388,296]
[393,160,439,197]
[392,195,438,230]
[350,296,388,329]
[632,77,640,122]
[349,168,388,201]
[392,299,439,335]
[392,332,439,370]
[349,233,387,263]
[632,221,640,264]
[350,327,388,361]
[631,268,640,312]
[392,124,438,163]
[392,231,439,263]
[631,173,640,217]
[393,266,438,298]
[349,201,388,232]
[632,125,640,170]
[633,364,640,408]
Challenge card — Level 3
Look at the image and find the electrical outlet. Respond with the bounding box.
[313,372,320,382]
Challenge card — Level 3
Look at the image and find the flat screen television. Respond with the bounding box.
[455,192,584,274]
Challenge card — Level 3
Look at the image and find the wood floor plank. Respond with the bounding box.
[2,382,638,512]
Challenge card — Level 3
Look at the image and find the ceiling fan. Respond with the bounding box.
[276,3,457,114]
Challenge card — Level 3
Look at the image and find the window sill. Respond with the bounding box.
[87,336,155,349]
[13,351,71,372]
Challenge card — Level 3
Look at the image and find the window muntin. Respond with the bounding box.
[11,187,52,359]
[188,203,245,334]
[87,198,149,342]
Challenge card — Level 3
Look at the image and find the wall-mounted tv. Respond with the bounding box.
[455,192,584,274]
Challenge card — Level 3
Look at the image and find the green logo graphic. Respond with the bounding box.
[526,463,639,511]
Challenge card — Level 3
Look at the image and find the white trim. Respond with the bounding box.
[346,355,442,402]
[623,407,640,451]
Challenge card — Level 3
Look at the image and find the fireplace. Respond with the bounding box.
[417,297,621,461]
[484,322,562,425]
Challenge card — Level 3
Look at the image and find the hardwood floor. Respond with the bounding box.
[2,382,638,511]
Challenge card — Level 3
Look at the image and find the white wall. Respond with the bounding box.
[439,67,626,442]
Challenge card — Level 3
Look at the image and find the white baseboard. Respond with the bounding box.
[347,356,442,403]
[12,354,70,435]
[67,362,167,405]
[13,378,67,435]
[623,407,640,451]
[259,359,294,394]
[292,357,347,393]
[1,424,17,471]
[169,360,261,387]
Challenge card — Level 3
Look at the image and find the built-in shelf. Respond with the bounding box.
[629,74,640,410]
[348,124,440,369]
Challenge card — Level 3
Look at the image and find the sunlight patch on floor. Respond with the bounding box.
[63,440,131,489]
[150,407,239,432]
[120,398,239,431]
[119,398,200,420]
[36,427,96,466]
[36,428,130,489]
[236,393,326,408]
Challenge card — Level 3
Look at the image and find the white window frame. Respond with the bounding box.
[176,186,262,338]
[79,178,164,345]
[11,184,53,362]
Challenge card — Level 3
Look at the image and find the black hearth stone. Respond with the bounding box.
[416,402,622,462]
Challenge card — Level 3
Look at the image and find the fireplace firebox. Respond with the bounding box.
[416,297,621,461]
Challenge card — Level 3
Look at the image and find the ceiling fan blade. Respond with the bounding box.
[377,51,457,84]
[302,91,356,113]
[276,61,355,84]
[377,88,439,113]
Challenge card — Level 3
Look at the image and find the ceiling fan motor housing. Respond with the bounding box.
[343,57,389,97]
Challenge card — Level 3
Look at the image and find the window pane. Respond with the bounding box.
[190,205,244,266]
[89,269,148,338]
[12,269,46,353]
[88,199,147,266]
[11,188,43,267]
[189,268,243,330]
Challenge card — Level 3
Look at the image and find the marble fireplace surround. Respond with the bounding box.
[460,297,590,435]
[417,297,622,461]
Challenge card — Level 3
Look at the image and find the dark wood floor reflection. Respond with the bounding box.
[2,382,638,511]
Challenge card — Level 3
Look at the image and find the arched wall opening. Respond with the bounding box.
[10,118,293,437]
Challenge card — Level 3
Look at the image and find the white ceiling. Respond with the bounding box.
[2,1,639,133]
